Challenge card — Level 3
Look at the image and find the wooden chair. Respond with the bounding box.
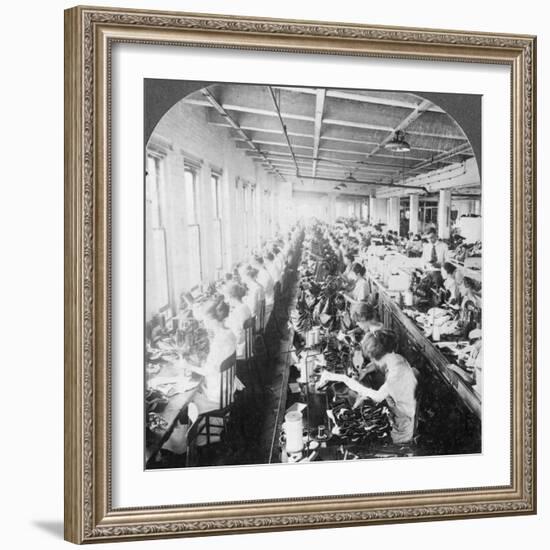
[243,316,255,364]
[195,352,238,447]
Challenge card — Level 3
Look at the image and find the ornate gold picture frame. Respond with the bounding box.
[64,5,536,544]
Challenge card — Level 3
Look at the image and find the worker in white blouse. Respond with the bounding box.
[421,229,449,268]
[252,255,275,323]
[163,297,240,451]
[282,237,291,265]
[341,252,356,286]
[272,245,285,273]
[264,251,282,284]
[240,265,266,332]
[225,282,252,359]
[441,261,461,305]
[318,330,418,444]
[343,262,370,319]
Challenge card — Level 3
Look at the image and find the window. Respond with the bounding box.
[184,168,198,225]
[211,172,221,219]
[250,185,256,217]
[242,183,249,251]
[250,185,256,247]
[146,154,170,317]
[184,166,202,287]
[147,155,162,229]
[211,172,223,270]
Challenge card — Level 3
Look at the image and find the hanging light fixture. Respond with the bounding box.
[385,130,411,153]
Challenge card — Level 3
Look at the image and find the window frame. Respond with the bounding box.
[145,147,171,317]
[182,158,203,288]
[210,170,224,271]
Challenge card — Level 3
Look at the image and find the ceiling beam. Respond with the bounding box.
[312,89,326,180]
[267,86,302,180]
[208,120,314,140]
[200,88,285,181]
[376,157,479,198]
[227,122,463,156]
[412,142,473,171]
[248,150,430,178]
[270,86,445,112]
[298,174,426,191]
[236,139,313,151]
[323,118,393,132]
[200,91,467,141]
[222,103,314,122]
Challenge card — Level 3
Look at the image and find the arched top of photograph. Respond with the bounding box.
[147,83,480,200]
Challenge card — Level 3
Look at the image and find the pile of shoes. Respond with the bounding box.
[329,399,392,445]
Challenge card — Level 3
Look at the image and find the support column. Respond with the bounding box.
[327,193,337,224]
[388,197,400,233]
[375,198,388,225]
[437,189,452,239]
[362,199,369,221]
[370,197,378,224]
[409,194,419,235]
[370,198,388,225]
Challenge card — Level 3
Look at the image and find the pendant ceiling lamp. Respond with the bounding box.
[385,130,411,153]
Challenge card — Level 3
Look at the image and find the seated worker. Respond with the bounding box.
[342,262,370,319]
[240,265,266,332]
[272,245,285,274]
[341,252,356,285]
[352,302,384,335]
[264,251,282,285]
[252,255,275,323]
[441,261,461,305]
[318,330,418,444]
[348,303,385,388]
[163,297,240,452]
[224,282,252,359]
[188,297,239,415]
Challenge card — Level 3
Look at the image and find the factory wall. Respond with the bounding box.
[146,101,288,319]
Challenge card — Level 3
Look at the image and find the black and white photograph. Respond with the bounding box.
[144,80,483,470]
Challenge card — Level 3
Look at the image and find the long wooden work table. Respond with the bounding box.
[366,273,481,420]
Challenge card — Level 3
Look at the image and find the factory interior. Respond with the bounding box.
[145,82,482,468]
